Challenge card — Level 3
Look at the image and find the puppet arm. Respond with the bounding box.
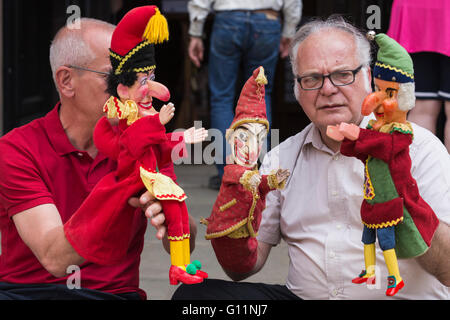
[93,117,121,160]
[340,128,398,163]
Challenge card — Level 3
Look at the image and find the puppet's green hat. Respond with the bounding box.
[368,32,414,83]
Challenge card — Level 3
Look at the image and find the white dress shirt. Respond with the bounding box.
[259,116,450,299]
[187,0,302,38]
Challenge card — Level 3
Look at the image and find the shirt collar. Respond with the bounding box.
[44,102,79,156]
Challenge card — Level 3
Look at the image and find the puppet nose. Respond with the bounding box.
[361,91,386,116]
[147,80,170,102]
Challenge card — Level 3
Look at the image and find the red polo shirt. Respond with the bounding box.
[0,104,147,299]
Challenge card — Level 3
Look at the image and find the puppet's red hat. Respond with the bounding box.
[226,66,270,139]
[109,5,169,75]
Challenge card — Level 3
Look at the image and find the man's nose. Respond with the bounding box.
[319,76,339,95]
[146,80,170,102]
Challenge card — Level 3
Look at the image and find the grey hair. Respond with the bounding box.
[49,18,115,85]
[397,82,416,111]
[289,15,372,76]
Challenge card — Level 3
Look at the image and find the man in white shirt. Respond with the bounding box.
[187,0,303,190]
[173,16,450,300]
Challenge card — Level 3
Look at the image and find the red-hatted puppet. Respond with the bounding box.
[64,5,208,285]
[327,32,439,296]
[201,67,289,273]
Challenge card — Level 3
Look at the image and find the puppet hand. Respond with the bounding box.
[338,122,360,141]
[249,172,262,190]
[326,125,345,141]
[159,103,175,125]
[128,191,166,240]
[184,126,208,144]
[275,168,290,183]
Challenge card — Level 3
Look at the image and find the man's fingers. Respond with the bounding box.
[139,191,156,206]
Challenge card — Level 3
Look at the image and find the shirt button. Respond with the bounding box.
[332,289,339,296]
[332,155,339,161]
[336,224,342,230]
[329,251,336,258]
[77,152,84,157]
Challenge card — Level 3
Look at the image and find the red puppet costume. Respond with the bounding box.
[64,5,208,285]
[201,67,289,273]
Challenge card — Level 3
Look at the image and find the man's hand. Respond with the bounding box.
[188,37,204,68]
[184,126,208,144]
[128,191,166,240]
[279,37,292,58]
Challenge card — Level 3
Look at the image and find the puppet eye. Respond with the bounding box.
[386,88,395,98]
[238,132,248,142]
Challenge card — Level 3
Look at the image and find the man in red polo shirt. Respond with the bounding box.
[0,18,172,299]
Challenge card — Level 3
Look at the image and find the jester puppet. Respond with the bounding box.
[64,5,209,285]
[327,32,439,296]
[201,67,289,273]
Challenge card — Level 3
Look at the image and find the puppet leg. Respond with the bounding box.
[179,202,208,279]
[163,200,203,285]
[378,226,404,296]
[353,227,376,284]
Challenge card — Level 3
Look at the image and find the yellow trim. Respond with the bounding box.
[226,118,270,139]
[363,157,375,200]
[115,41,152,75]
[205,218,248,240]
[375,62,414,80]
[219,198,237,212]
[109,50,122,61]
[168,233,190,241]
[239,170,260,192]
[228,224,254,239]
[267,170,287,190]
[133,65,156,73]
[363,216,403,229]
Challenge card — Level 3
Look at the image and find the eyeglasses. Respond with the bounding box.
[296,65,363,90]
[67,65,109,76]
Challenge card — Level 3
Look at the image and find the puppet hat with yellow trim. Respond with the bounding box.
[226,66,270,139]
[368,32,414,83]
[110,5,169,75]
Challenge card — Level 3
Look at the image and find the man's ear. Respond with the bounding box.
[117,83,129,100]
[55,66,75,98]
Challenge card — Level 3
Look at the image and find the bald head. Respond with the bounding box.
[49,18,115,86]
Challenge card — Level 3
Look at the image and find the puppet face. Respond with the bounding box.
[117,71,170,117]
[361,78,407,130]
[227,123,267,168]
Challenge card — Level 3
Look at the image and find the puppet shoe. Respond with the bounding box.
[385,276,404,296]
[352,270,375,284]
[169,265,204,285]
[186,260,208,279]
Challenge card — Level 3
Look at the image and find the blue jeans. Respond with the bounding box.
[208,11,281,177]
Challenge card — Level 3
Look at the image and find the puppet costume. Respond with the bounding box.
[64,6,206,285]
[201,67,286,273]
[339,33,439,296]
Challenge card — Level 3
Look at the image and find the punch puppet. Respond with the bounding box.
[201,67,289,273]
[64,6,208,285]
[327,32,439,296]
